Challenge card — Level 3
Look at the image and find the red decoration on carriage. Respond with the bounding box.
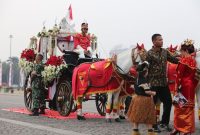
[45,56,64,66]
[20,49,35,62]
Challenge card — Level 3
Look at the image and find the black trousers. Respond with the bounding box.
[151,86,172,125]
[125,96,132,114]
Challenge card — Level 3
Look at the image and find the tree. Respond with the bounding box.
[11,57,20,85]
[2,57,20,86]
[2,62,9,85]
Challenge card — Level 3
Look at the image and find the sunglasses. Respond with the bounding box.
[82,28,88,30]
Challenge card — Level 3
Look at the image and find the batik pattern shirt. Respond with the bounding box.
[146,48,179,87]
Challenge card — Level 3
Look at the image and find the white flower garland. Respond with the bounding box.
[18,58,34,74]
[42,64,68,84]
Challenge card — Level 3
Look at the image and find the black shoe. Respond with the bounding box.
[114,118,121,122]
[29,109,39,116]
[119,115,125,119]
[153,124,161,133]
[39,109,45,114]
[160,124,173,132]
[29,113,39,116]
[77,115,86,120]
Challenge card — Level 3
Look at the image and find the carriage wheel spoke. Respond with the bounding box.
[56,81,72,116]
[27,97,31,106]
[98,101,102,109]
[26,93,31,106]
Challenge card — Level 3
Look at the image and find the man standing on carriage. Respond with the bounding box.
[73,22,92,58]
[29,54,45,116]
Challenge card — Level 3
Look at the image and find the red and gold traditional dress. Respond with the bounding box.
[73,33,91,50]
[167,62,177,94]
[174,56,198,133]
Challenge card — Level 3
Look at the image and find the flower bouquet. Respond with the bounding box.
[42,56,68,86]
[19,49,36,74]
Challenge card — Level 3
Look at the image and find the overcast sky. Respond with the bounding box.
[0,0,200,61]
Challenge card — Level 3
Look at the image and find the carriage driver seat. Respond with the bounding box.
[63,50,93,66]
[63,50,79,66]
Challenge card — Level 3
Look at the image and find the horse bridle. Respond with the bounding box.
[113,47,140,82]
[131,47,139,65]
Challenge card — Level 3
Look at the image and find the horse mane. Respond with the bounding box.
[117,48,132,57]
[116,47,137,73]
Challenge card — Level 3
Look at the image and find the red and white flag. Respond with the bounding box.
[68,4,73,21]
[65,4,75,32]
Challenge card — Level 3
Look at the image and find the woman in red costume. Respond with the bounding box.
[167,45,179,95]
[170,39,198,135]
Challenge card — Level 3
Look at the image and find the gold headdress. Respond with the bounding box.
[182,39,194,46]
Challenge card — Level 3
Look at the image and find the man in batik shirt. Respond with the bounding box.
[146,34,179,132]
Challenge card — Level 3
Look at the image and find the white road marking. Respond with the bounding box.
[0,117,90,135]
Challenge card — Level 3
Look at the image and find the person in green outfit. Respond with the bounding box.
[29,54,45,116]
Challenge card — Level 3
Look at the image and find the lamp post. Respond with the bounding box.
[8,35,13,88]
[9,35,13,58]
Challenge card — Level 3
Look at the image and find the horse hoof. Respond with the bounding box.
[77,115,86,120]
[115,118,121,122]
[119,115,125,119]
[106,119,112,123]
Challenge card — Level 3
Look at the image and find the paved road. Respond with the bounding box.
[0,92,200,135]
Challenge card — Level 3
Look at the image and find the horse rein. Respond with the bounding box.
[113,47,140,83]
[113,47,147,85]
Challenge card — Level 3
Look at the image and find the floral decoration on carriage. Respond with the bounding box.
[19,4,103,117]
[19,48,36,74]
[42,55,68,86]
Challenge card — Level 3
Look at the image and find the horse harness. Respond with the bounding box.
[82,48,139,96]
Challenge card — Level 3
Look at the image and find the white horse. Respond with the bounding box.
[72,44,146,121]
[114,44,146,120]
[106,45,145,121]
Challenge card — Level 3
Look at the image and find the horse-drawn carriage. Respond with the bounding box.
[23,51,107,116]
[21,17,107,117]
[20,13,146,121]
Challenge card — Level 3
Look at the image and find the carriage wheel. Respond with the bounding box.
[95,93,107,116]
[24,77,32,112]
[56,80,73,116]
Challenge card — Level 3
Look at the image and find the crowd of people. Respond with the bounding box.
[27,21,199,135]
[127,34,198,135]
